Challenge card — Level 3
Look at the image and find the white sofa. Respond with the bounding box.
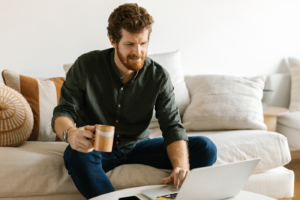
[1,47,298,200]
[0,70,295,200]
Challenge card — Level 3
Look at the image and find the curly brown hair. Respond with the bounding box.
[107,3,154,44]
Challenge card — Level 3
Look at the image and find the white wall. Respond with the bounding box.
[1,0,300,78]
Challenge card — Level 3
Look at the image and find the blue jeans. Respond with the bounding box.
[63,136,217,199]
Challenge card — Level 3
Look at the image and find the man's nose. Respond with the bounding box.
[132,44,142,57]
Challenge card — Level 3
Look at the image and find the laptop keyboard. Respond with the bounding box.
[157,192,178,199]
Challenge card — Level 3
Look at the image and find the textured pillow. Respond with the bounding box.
[0,83,34,146]
[64,50,190,129]
[182,75,267,131]
[288,57,300,112]
[2,70,65,141]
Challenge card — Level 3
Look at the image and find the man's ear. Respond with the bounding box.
[109,36,117,48]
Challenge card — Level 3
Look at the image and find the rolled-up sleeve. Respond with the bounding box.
[155,71,189,148]
[51,57,86,133]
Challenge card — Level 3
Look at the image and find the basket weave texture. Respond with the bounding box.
[0,84,34,146]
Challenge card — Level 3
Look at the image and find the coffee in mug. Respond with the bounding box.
[90,124,115,152]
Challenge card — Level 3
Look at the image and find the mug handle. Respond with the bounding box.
[84,126,95,146]
[91,129,96,147]
[90,124,100,146]
[90,137,95,146]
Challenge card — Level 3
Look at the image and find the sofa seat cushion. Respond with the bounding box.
[277,123,300,150]
[277,111,300,130]
[243,167,294,199]
[0,168,293,200]
[277,112,300,149]
[0,129,291,197]
[187,130,291,173]
[149,128,291,174]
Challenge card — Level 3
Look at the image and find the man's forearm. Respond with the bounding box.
[167,140,190,170]
[54,116,76,141]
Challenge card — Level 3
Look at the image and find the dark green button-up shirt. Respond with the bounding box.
[51,48,188,154]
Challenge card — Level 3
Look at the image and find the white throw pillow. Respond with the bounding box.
[288,57,300,112]
[63,50,190,129]
[182,74,267,131]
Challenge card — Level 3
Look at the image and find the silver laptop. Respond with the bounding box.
[141,158,260,200]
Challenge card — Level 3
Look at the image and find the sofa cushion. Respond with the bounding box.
[288,57,300,112]
[277,123,300,150]
[0,129,290,197]
[2,70,65,141]
[277,112,300,131]
[0,84,34,147]
[242,167,294,199]
[182,74,267,131]
[149,128,291,174]
[264,73,291,109]
[0,168,293,200]
[0,142,75,198]
[277,112,300,150]
[188,130,290,173]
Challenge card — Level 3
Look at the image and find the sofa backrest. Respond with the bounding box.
[263,73,291,109]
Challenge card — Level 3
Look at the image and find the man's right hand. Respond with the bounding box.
[67,125,95,153]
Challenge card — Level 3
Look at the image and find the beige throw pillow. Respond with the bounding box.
[288,57,300,112]
[182,75,267,131]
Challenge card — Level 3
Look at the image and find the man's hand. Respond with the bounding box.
[67,125,95,153]
[161,167,189,188]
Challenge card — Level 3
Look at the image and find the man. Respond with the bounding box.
[51,3,217,199]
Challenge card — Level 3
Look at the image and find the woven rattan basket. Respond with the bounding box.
[0,84,33,147]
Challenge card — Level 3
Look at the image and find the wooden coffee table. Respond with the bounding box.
[90,185,276,200]
[263,106,289,132]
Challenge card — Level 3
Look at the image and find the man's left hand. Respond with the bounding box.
[161,167,189,188]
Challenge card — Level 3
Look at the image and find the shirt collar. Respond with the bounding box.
[111,49,124,81]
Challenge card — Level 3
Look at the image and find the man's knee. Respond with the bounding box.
[64,145,101,173]
[189,136,217,166]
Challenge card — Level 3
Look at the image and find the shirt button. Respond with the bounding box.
[118,104,121,108]
[121,87,123,90]
[116,120,118,123]
[116,141,119,144]
[117,135,120,138]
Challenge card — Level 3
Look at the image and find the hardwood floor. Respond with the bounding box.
[279,158,300,200]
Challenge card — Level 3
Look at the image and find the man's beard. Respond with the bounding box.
[116,45,147,72]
